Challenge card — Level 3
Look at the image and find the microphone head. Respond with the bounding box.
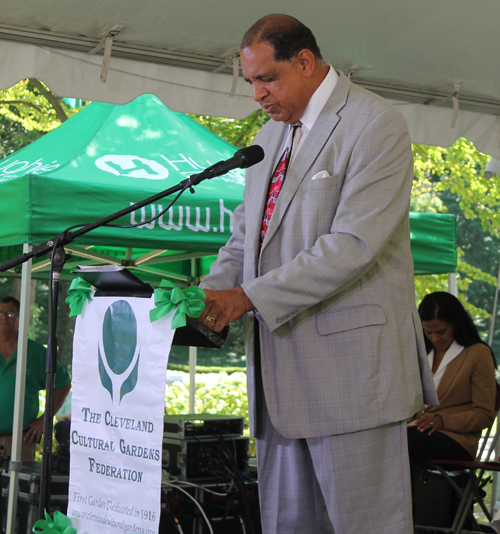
[236,145,265,169]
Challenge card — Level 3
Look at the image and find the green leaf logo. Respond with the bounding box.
[98,300,140,404]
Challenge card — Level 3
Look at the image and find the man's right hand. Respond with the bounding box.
[198,287,254,333]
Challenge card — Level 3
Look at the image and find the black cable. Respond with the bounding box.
[104,184,189,229]
[48,181,189,240]
[167,429,260,533]
[215,436,259,534]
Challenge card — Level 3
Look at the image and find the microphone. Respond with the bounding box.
[189,145,264,185]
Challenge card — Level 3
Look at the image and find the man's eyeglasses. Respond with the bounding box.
[0,311,17,319]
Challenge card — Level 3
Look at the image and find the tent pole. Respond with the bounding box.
[188,259,198,413]
[490,264,500,518]
[188,346,197,413]
[6,244,32,534]
[448,272,457,296]
[489,264,500,346]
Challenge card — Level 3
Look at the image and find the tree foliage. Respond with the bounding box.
[412,139,500,235]
[189,109,268,148]
[0,79,78,132]
[0,117,43,160]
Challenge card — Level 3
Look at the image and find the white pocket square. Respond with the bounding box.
[311,170,330,180]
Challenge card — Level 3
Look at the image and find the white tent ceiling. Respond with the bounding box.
[0,0,500,156]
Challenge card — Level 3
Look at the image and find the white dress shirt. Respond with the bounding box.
[277,65,339,165]
[296,65,339,149]
[428,340,465,390]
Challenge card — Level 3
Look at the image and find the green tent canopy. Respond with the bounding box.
[0,94,245,249]
[0,94,247,284]
[409,212,457,275]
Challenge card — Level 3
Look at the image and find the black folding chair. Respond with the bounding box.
[415,383,500,534]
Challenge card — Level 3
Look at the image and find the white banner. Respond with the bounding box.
[67,296,174,534]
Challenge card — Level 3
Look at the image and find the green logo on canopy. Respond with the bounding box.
[98,300,140,404]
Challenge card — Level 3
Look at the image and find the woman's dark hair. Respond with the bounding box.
[418,292,495,362]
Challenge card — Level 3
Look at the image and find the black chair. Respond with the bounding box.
[414,383,500,534]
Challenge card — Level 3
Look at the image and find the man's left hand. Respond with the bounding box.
[199,288,254,333]
[24,417,44,443]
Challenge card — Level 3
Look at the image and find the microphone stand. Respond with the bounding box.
[38,245,70,516]
[0,173,203,520]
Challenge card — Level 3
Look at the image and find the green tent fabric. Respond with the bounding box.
[409,212,457,275]
[0,94,247,284]
[0,94,244,251]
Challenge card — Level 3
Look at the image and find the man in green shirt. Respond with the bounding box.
[0,296,71,461]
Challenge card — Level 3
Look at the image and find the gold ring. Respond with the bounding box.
[205,315,216,323]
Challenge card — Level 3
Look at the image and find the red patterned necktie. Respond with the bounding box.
[260,124,301,242]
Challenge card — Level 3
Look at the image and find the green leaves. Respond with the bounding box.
[0,79,78,133]
[412,139,500,235]
[189,109,268,148]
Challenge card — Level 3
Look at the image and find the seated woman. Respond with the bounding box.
[408,291,497,464]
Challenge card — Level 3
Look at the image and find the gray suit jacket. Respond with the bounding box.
[202,71,437,439]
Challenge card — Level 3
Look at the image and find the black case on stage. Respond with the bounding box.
[163,413,244,439]
[1,462,68,534]
[162,436,249,481]
[72,267,229,348]
[413,467,472,529]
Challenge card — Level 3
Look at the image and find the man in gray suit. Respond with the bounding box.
[198,14,437,534]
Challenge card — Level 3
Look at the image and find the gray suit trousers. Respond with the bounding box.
[256,393,413,534]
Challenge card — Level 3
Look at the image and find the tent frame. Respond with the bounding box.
[6,244,32,533]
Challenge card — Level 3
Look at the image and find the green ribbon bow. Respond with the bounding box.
[65,277,92,317]
[150,280,205,329]
[33,510,76,534]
